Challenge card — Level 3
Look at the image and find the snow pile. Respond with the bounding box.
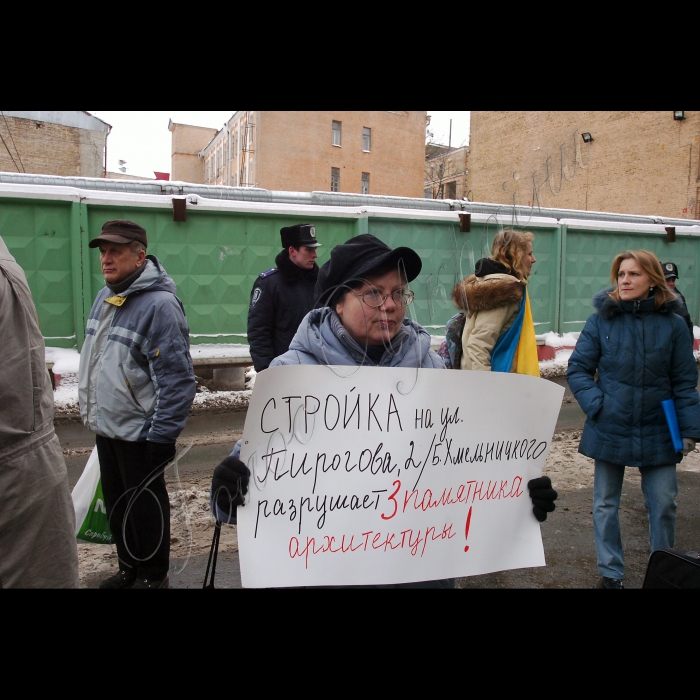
[45,346,80,374]
[189,343,251,359]
[245,366,256,390]
[539,331,580,347]
[539,352,574,379]
[49,329,700,420]
[189,388,252,415]
[53,372,81,421]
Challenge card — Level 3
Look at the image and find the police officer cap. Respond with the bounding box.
[280,224,322,250]
[661,262,679,280]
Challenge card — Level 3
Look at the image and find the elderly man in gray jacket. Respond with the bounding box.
[0,236,80,588]
[78,220,196,589]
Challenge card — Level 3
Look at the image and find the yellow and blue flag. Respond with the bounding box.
[490,287,540,377]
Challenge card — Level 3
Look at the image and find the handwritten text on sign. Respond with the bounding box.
[237,366,564,587]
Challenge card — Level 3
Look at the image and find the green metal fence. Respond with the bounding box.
[2,190,699,351]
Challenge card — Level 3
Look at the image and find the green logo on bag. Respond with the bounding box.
[77,480,113,545]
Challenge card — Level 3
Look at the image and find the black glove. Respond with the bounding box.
[148,441,177,472]
[212,456,250,519]
[528,475,558,522]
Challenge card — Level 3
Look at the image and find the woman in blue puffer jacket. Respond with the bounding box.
[567,250,700,589]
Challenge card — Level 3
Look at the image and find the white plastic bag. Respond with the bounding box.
[71,446,113,544]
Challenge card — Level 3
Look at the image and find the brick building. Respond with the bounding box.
[467,111,700,219]
[169,111,427,198]
[424,145,468,199]
[169,121,218,185]
[0,111,111,178]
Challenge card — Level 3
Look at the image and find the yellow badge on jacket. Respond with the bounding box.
[105,295,127,306]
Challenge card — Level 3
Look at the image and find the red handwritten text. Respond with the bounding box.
[289,522,457,569]
[380,477,524,520]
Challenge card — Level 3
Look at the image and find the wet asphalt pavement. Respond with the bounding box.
[63,377,700,589]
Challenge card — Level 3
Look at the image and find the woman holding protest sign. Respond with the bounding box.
[210,234,557,588]
[566,250,700,589]
[446,228,539,376]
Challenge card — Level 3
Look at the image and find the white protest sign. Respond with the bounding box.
[237,365,564,588]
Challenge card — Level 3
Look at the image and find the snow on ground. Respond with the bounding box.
[49,330,700,419]
[54,372,80,412]
[46,342,252,374]
[53,364,257,420]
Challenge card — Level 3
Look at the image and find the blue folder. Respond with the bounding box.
[661,399,684,453]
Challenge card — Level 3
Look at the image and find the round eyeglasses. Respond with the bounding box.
[352,289,414,308]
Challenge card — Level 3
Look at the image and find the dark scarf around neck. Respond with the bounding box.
[475,257,519,279]
[106,259,149,294]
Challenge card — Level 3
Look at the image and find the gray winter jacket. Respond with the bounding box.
[0,236,79,588]
[267,307,453,588]
[271,308,445,369]
[78,256,196,444]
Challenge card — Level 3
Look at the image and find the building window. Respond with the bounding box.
[361,172,370,195]
[331,167,340,192]
[332,121,342,147]
[445,181,457,199]
[362,127,371,152]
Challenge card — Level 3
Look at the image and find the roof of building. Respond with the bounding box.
[1,171,698,229]
[2,111,111,132]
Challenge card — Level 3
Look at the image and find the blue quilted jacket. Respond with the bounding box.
[566,287,700,467]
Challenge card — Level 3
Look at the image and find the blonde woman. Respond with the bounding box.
[451,228,538,374]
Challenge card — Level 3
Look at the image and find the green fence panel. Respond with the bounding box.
[517,224,560,335]
[0,198,75,348]
[562,225,698,333]
[3,191,698,352]
[369,217,561,336]
[84,205,357,347]
[367,217,462,334]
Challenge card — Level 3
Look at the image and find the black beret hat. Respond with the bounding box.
[89,220,148,248]
[314,234,422,308]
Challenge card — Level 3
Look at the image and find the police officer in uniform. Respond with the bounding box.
[661,261,694,342]
[247,224,322,372]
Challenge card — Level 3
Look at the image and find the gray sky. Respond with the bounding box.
[87,111,470,179]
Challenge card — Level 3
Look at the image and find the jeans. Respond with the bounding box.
[593,459,678,579]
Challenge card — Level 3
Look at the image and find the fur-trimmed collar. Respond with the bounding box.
[593,286,683,320]
[452,273,524,313]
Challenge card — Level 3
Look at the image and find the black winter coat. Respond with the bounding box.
[567,288,700,467]
[673,286,694,341]
[247,250,318,372]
